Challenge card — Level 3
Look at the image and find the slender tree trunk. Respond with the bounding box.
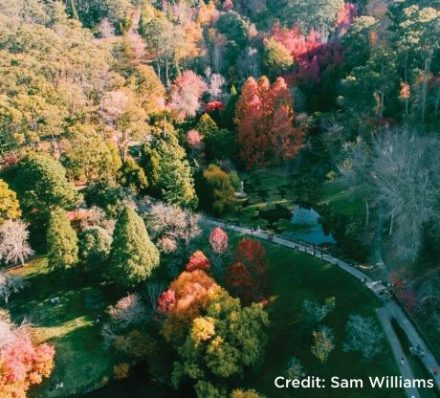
[365,199,370,226]
[421,53,432,122]
[156,59,161,81]
[69,0,80,20]
[389,209,395,236]
[165,59,170,88]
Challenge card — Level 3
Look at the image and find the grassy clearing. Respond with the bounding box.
[6,231,403,398]
[7,258,113,398]
[236,237,403,398]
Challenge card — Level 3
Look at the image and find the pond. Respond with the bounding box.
[283,205,335,245]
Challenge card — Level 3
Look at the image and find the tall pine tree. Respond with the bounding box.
[142,127,197,208]
[109,207,160,288]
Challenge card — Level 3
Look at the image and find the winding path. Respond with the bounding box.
[203,217,440,398]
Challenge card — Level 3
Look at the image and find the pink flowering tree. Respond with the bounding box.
[169,71,207,120]
[186,129,203,150]
[0,315,55,396]
[209,227,228,255]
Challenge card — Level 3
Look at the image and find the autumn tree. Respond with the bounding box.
[157,270,221,343]
[209,227,229,255]
[186,251,211,272]
[311,326,335,363]
[0,310,55,397]
[268,0,344,34]
[171,290,268,391]
[235,76,304,168]
[129,65,166,115]
[47,208,79,270]
[0,179,21,224]
[226,238,268,304]
[195,113,219,138]
[169,71,207,120]
[63,127,118,183]
[109,207,160,288]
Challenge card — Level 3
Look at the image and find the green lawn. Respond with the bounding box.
[236,237,404,398]
[6,233,404,398]
[7,258,113,398]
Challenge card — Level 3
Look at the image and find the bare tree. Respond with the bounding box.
[338,137,374,226]
[0,220,34,266]
[339,128,440,261]
[343,314,383,361]
[371,129,440,260]
[0,271,27,304]
[144,202,202,245]
[145,281,164,311]
[303,297,336,324]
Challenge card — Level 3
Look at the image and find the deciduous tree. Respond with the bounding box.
[0,179,21,224]
[235,76,304,168]
[0,220,34,266]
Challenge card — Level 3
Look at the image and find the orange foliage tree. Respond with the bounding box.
[235,76,304,169]
[156,270,221,343]
[0,313,55,398]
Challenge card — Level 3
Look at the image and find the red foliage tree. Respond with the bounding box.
[209,227,228,255]
[269,25,344,83]
[185,250,211,272]
[205,100,224,113]
[235,76,304,168]
[336,3,357,36]
[225,238,268,304]
[169,70,207,120]
[157,289,176,314]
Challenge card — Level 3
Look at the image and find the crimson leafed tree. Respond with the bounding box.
[235,76,304,168]
[225,238,269,305]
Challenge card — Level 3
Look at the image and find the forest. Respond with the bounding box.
[0,0,439,397]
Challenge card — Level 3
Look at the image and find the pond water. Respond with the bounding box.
[284,205,335,245]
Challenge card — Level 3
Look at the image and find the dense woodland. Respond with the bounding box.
[0,0,439,397]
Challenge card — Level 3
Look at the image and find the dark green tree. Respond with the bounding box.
[117,157,149,194]
[79,226,112,274]
[142,130,197,208]
[5,153,79,220]
[47,207,79,270]
[109,207,160,288]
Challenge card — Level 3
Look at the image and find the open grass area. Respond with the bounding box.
[237,237,404,398]
[7,258,113,398]
[6,233,404,398]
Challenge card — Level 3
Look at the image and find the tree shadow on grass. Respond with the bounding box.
[8,267,108,328]
[30,323,112,398]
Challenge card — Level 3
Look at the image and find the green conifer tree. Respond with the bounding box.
[47,207,79,270]
[109,207,160,288]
